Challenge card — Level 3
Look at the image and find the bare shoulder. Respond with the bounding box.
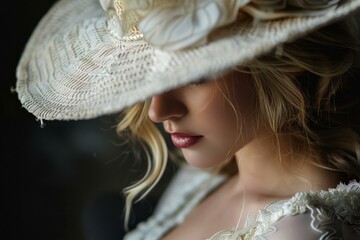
[263,206,360,240]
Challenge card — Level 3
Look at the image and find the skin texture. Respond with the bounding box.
[148,72,256,169]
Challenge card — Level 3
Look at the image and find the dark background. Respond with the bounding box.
[2,1,177,239]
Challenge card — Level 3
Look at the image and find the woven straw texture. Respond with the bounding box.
[16,0,360,120]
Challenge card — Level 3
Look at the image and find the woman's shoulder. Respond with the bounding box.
[253,180,360,240]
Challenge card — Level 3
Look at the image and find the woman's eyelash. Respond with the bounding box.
[192,78,207,85]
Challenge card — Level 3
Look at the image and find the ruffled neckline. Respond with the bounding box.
[124,165,360,240]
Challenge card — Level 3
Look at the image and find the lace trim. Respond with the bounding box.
[287,180,360,226]
[208,181,360,239]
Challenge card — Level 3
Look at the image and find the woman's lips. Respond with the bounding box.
[170,133,203,148]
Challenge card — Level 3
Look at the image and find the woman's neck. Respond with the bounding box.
[233,135,340,200]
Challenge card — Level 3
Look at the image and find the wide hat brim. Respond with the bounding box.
[16,0,360,121]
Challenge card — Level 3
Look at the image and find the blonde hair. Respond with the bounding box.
[117,17,360,228]
[245,18,360,179]
[116,101,167,229]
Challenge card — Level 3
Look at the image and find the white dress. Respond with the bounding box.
[124,164,360,240]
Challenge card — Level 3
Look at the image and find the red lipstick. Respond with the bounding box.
[170,133,203,148]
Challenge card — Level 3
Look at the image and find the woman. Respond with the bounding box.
[16,0,360,239]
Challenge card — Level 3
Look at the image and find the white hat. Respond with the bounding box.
[16,0,360,120]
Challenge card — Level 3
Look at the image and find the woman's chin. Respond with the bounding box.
[182,151,222,169]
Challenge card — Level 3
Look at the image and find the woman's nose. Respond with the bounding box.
[148,92,187,123]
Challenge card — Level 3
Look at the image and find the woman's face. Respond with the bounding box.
[148,72,257,168]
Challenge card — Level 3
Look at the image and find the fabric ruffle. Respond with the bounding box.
[109,0,342,51]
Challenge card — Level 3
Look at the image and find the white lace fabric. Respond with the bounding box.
[124,165,360,240]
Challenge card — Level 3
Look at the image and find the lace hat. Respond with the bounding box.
[16,0,360,121]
